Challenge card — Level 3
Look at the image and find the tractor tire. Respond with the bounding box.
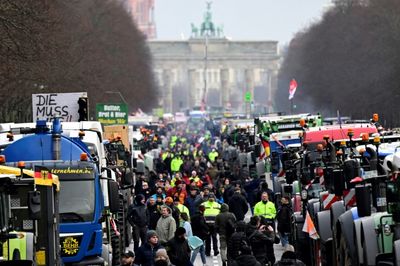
[111,229,121,266]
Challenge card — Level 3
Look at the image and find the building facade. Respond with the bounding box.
[148,38,280,113]
[126,0,156,39]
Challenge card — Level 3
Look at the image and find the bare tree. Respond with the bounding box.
[0,0,157,122]
[276,0,400,127]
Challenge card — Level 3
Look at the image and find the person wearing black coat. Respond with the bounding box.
[166,227,191,266]
[276,196,293,247]
[228,188,249,221]
[135,230,163,266]
[246,216,275,265]
[147,197,161,230]
[190,205,209,264]
[227,221,248,263]
[230,245,261,266]
[127,194,149,251]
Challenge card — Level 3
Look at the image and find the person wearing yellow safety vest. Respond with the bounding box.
[170,154,183,173]
[173,196,190,222]
[208,148,218,163]
[201,193,220,256]
[254,192,276,221]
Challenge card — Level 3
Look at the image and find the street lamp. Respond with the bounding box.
[105,91,128,105]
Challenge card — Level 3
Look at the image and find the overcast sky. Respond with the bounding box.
[155,0,333,45]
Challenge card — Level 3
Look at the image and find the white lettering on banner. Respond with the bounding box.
[32,92,87,122]
[104,105,120,111]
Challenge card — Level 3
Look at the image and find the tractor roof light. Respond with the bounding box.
[361,133,369,142]
[17,161,25,169]
[0,155,6,164]
[347,129,354,137]
[373,113,379,122]
[78,130,85,138]
[373,136,381,144]
[6,132,13,141]
[80,153,88,161]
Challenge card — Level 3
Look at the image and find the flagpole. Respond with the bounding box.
[290,99,293,115]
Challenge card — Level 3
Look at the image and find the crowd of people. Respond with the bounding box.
[122,122,304,266]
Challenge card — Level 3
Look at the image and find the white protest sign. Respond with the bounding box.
[32,92,87,122]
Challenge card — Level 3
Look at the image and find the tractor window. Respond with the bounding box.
[59,180,95,222]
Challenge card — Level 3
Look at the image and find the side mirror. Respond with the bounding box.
[121,168,133,187]
[28,191,41,220]
[108,180,120,213]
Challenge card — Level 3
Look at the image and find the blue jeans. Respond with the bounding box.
[279,232,289,247]
[190,241,206,264]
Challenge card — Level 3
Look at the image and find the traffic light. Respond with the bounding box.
[78,97,88,122]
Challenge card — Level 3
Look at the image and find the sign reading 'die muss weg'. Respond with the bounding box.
[96,103,128,125]
[32,92,87,122]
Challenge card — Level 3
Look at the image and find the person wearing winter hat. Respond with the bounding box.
[121,250,135,266]
[166,227,191,266]
[164,197,181,226]
[156,206,177,245]
[127,194,148,252]
[135,230,162,266]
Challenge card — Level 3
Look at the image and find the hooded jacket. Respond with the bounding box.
[156,207,177,244]
[228,192,249,221]
[215,203,236,237]
[127,194,148,227]
[166,232,191,266]
[190,210,209,240]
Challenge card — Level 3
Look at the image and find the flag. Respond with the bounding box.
[289,79,298,100]
[259,135,271,159]
[34,166,53,187]
[302,210,320,240]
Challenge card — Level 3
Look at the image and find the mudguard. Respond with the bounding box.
[337,209,358,264]
[354,217,365,265]
[316,210,332,242]
[307,198,320,220]
[360,216,379,266]
[330,201,345,250]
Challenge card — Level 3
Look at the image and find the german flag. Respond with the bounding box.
[34,166,53,187]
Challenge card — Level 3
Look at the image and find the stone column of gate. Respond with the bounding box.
[244,69,254,115]
[188,69,197,110]
[162,69,173,113]
[220,68,229,109]
[269,69,278,113]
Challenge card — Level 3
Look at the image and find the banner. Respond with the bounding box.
[96,103,128,125]
[32,92,87,122]
[288,79,298,100]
